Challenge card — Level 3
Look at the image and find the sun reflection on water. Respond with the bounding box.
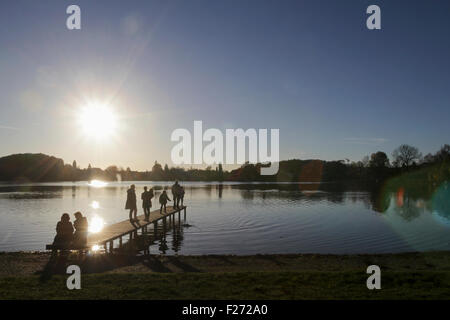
[88,215,105,233]
[88,180,107,188]
[91,201,100,209]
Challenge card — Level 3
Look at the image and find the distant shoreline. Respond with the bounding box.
[2,152,448,184]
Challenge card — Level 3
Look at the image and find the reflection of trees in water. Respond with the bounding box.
[393,195,423,221]
[240,190,255,200]
[379,172,450,221]
[236,187,346,204]
[371,186,450,223]
[367,186,439,221]
[230,182,450,224]
[1,185,65,199]
[217,184,223,198]
[368,189,391,213]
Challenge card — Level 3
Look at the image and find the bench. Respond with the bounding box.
[45,244,90,251]
[45,244,91,257]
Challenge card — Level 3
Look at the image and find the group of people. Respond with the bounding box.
[125,181,185,222]
[171,181,185,209]
[53,211,89,248]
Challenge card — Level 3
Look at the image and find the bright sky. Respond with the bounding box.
[1,0,449,170]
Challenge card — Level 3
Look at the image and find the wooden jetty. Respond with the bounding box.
[46,206,187,253]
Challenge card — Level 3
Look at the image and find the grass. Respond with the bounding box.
[1,271,450,300]
[1,251,450,299]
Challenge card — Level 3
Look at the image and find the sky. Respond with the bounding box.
[0,0,449,171]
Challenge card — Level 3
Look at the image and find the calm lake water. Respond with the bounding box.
[0,181,449,254]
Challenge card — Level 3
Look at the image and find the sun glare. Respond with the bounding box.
[78,102,117,140]
[88,180,108,188]
[91,200,100,209]
[89,215,105,233]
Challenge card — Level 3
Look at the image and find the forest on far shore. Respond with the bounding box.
[0,144,449,184]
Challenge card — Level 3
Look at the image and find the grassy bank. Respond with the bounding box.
[1,252,450,299]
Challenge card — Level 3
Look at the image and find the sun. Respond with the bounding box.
[78,102,117,140]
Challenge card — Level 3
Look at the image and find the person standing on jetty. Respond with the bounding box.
[141,186,151,221]
[171,181,180,209]
[126,184,138,222]
[159,189,171,214]
[149,187,154,209]
[180,186,185,207]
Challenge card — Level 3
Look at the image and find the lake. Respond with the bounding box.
[0,181,449,254]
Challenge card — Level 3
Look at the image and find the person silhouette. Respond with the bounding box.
[171,181,180,209]
[73,211,88,248]
[53,213,74,247]
[126,184,138,222]
[141,186,151,221]
[180,186,185,207]
[159,190,171,214]
[148,187,154,209]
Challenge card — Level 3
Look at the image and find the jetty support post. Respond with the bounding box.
[163,217,166,234]
[172,213,176,231]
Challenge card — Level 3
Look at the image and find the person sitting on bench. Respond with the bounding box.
[73,211,88,248]
[53,213,74,247]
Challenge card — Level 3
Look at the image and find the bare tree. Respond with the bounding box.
[392,144,422,169]
[361,155,370,167]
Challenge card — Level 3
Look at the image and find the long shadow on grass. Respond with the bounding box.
[37,252,205,281]
[142,256,173,273]
[37,253,178,281]
[166,256,201,272]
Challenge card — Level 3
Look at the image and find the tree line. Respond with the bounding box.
[0,144,448,184]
